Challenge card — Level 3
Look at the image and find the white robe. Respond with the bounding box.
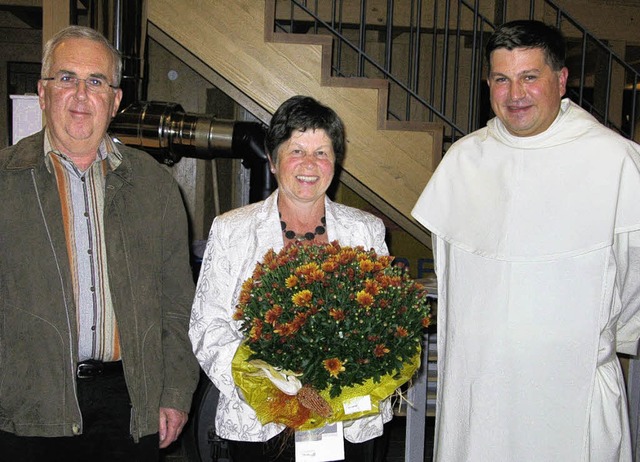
[412,99,640,461]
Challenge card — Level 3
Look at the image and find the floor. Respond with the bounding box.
[161,415,436,462]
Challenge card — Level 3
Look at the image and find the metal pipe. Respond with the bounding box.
[109,101,273,201]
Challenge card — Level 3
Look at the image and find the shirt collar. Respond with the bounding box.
[43,129,123,173]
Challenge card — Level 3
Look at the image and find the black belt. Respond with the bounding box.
[76,360,123,379]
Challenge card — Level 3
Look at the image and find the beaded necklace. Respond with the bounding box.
[280,215,326,241]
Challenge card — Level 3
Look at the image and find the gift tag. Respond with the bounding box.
[295,422,345,462]
[343,395,372,415]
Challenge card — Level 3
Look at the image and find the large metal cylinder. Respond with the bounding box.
[109,101,273,201]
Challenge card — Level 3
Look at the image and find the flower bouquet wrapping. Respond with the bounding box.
[232,241,431,430]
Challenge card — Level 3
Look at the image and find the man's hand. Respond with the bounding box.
[158,407,188,449]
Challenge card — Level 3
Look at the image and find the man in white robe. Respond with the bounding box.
[412,20,640,461]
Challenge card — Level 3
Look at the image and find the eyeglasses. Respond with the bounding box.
[41,71,118,94]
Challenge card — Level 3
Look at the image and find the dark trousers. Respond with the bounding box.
[227,423,390,462]
[0,366,159,462]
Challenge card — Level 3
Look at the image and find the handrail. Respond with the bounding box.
[272,0,640,150]
[273,1,464,137]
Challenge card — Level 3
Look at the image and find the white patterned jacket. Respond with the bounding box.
[189,190,392,443]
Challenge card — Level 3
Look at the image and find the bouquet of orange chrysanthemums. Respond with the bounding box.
[231,241,431,430]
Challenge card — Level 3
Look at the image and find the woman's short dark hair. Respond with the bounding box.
[265,95,346,165]
[486,20,566,72]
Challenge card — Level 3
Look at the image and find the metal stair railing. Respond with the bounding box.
[272,0,640,153]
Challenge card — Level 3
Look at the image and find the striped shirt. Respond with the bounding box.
[45,131,122,362]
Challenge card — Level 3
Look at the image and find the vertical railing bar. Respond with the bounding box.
[427,0,438,122]
[554,9,562,31]
[450,1,463,142]
[530,0,535,19]
[288,0,295,33]
[330,0,337,76]
[467,0,480,133]
[405,332,429,462]
[474,19,487,130]
[383,0,394,120]
[384,0,394,73]
[331,0,342,75]
[336,0,344,77]
[440,0,451,118]
[579,33,587,107]
[604,52,613,125]
[410,0,424,121]
[357,0,367,77]
[631,75,638,140]
[313,0,319,34]
[330,0,336,30]
[404,0,416,120]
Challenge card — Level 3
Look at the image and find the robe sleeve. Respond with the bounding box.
[615,229,640,355]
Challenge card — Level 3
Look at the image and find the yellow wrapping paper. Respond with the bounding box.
[232,342,421,430]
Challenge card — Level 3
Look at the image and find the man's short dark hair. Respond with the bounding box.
[265,95,346,165]
[486,20,566,72]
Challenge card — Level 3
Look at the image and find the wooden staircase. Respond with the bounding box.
[148,0,442,247]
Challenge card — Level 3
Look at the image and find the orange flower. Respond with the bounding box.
[323,358,346,378]
[306,268,326,283]
[274,322,294,337]
[377,255,394,268]
[285,275,299,288]
[337,249,357,265]
[356,290,374,308]
[232,307,244,320]
[263,249,280,270]
[325,242,340,255]
[265,305,283,324]
[292,312,307,330]
[295,262,321,277]
[321,260,339,272]
[395,326,408,338]
[241,278,254,291]
[292,289,313,307]
[364,279,380,295]
[359,259,375,272]
[375,273,392,287]
[329,308,345,321]
[374,344,390,357]
[238,291,251,305]
[249,319,263,341]
[252,265,265,279]
[422,316,431,328]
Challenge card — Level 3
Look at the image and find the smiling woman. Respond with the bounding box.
[190,95,395,461]
[265,95,342,243]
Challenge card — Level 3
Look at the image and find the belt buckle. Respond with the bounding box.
[76,360,103,379]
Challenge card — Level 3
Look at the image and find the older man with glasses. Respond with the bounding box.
[0,25,199,462]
